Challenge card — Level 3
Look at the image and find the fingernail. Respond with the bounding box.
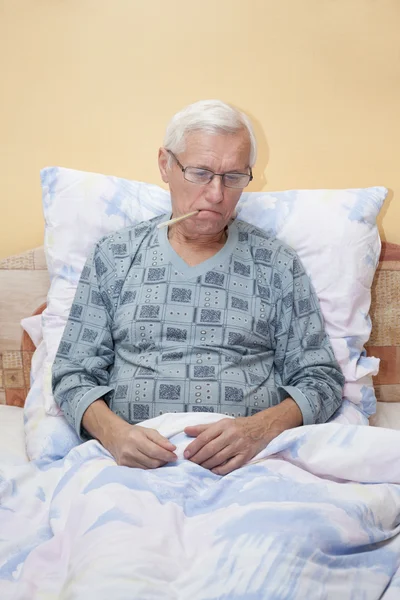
[184,450,190,458]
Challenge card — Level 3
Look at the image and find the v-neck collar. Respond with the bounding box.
[158,215,239,279]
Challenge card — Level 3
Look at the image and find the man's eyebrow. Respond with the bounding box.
[225,167,251,173]
[193,163,213,170]
[193,163,250,173]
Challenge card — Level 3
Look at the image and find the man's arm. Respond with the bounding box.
[82,398,128,450]
[52,239,178,468]
[250,396,303,436]
[52,241,116,438]
[273,255,345,425]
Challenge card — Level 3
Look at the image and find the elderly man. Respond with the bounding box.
[52,99,344,475]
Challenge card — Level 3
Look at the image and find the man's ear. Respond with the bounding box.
[158,148,169,184]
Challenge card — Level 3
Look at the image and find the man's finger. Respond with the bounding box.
[188,433,229,465]
[200,446,235,470]
[140,437,177,463]
[118,449,152,469]
[184,423,223,459]
[135,449,165,469]
[116,454,148,469]
[146,428,176,451]
[212,454,245,476]
[184,424,211,437]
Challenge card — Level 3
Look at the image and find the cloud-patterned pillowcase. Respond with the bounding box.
[238,188,386,417]
[38,166,386,421]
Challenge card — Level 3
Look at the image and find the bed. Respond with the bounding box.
[1,238,400,599]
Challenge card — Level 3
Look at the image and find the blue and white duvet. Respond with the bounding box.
[1,386,400,599]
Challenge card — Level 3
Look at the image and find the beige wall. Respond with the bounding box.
[0,0,399,259]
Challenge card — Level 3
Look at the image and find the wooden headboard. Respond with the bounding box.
[0,242,399,408]
[0,248,49,407]
[367,242,400,402]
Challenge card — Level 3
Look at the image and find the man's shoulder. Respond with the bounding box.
[94,214,166,254]
[235,219,299,263]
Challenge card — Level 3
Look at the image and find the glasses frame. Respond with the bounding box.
[166,149,253,189]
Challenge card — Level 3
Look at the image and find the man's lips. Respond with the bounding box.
[196,209,221,215]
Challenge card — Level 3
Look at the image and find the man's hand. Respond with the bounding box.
[183,398,303,475]
[183,417,267,475]
[82,399,177,469]
[108,423,178,469]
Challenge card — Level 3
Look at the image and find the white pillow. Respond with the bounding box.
[238,189,384,416]
[37,166,386,424]
[21,315,43,348]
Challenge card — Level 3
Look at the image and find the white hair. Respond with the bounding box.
[163,99,257,167]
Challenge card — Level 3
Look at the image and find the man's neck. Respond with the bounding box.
[168,226,227,248]
[167,226,228,267]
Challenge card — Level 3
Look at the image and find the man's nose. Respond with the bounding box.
[206,175,224,203]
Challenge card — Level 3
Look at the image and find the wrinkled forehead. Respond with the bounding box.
[182,130,251,169]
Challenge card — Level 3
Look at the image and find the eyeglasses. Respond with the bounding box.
[166,149,253,189]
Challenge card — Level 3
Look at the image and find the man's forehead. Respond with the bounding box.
[182,131,250,165]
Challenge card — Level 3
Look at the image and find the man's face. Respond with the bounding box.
[158,130,251,237]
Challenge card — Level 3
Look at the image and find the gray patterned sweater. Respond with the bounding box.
[52,215,344,438]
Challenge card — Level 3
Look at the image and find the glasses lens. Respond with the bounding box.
[184,168,214,185]
[223,174,251,188]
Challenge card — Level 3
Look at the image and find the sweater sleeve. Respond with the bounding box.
[273,256,345,425]
[52,241,117,438]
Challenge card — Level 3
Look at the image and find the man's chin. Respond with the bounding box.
[195,222,227,236]
[195,211,227,228]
